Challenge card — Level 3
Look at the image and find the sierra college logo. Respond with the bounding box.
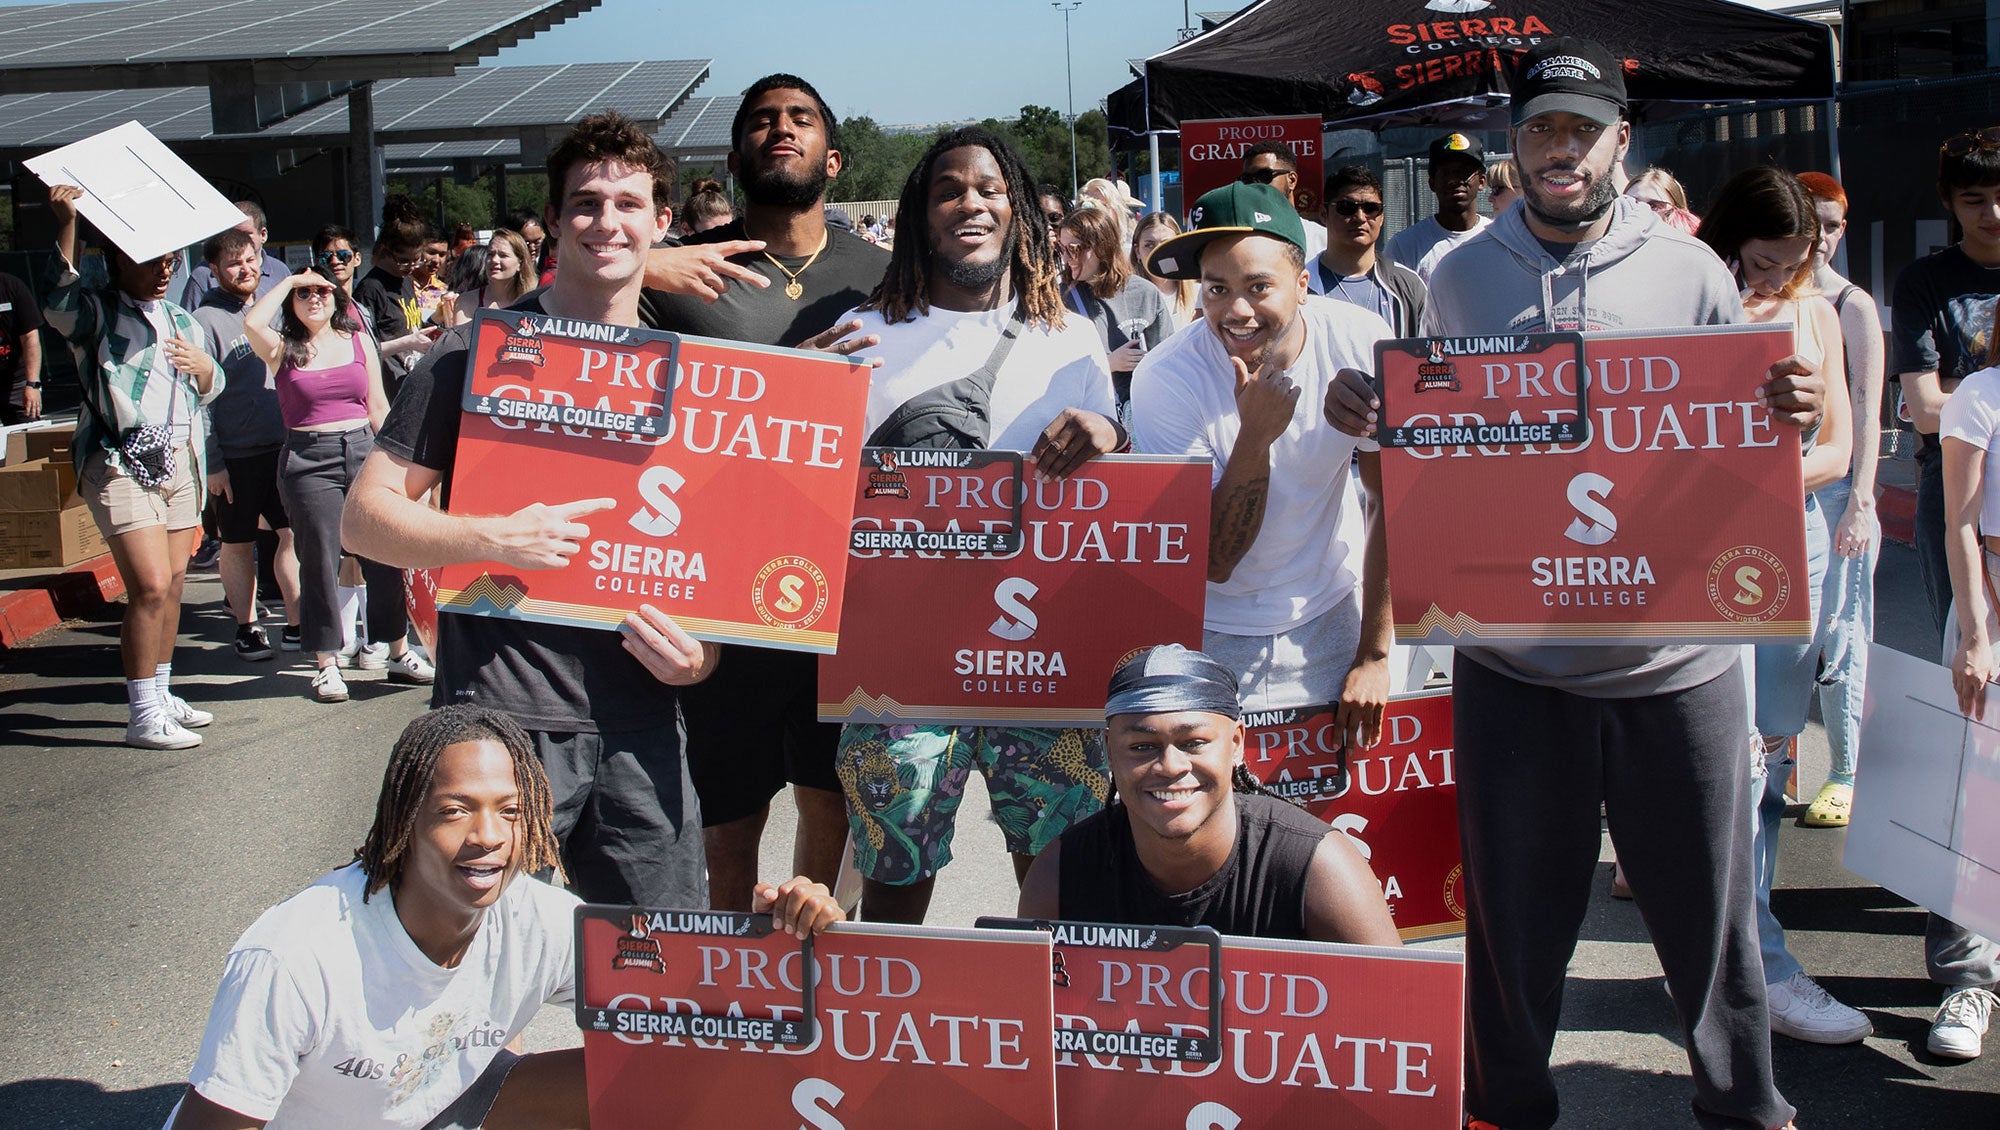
[1414,340,1461,392]
[1347,70,1385,106]
[496,317,547,367]
[612,914,667,974]
[864,449,911,499]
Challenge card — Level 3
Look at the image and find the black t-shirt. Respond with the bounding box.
[0,271,43,403]
[1057,792,1326,939]
[374,294,676,733]
[354,266,417,384]
[636,220,888,348]
[1891,245,2000,438]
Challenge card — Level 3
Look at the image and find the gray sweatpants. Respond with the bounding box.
[1454,656,1792,1130]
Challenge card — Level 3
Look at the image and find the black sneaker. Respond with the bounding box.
[280,625,302,652]
[191,535,222,568]
[235,624,274,661]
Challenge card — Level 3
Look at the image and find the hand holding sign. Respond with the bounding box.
[1031,407,1121,481]
[1758,354,1823,429]
[1323,366,1381,438]
[46,183,84,224]
[1952,633,1995,721]
[801,317,883,367]
[1234,355,1300,447]
[1336,654,1390,750]
[752,876,845,938]
[488,496,615,570]
[619,603,711,686]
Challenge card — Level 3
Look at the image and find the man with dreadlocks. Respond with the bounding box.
[1018,645,1400,944]
[832,126,1122,925]
[165,706,842,1130]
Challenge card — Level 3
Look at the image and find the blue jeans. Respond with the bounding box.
[1812,476,1877,785]
[1751,495,1829,984]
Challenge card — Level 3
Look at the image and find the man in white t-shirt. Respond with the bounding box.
[1241,141,1328,261]
[830,126,1122,927]
[1384,131,1492,285]
[165,706,843,1130]
[1134,181,1394,748]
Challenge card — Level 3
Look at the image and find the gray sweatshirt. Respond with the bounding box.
[1420,196,1745,698]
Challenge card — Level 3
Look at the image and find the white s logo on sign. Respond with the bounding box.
[988,577,1040,641]
[628,465,686,537]
[1328,813,1373,861]
[1562,472,1617,546]
[1187,1101,1244,1130]
[792,1078,846,1130]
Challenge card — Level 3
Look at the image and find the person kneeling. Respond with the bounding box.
[165,705,841,1130]
[1019,645,1401,944]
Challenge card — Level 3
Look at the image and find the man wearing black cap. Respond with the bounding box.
[1327,36,1821,1130]
[1383,131,1490,286]
[1017,644,1400,945]
[1132,181,1396,756]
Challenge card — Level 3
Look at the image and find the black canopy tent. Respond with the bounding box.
[1108,0,1835,152]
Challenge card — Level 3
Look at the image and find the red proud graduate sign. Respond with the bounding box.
[1179,115,1326,217]
[576,907,1058,1129]
[1243,689,1464,941]
[1376,325,1810,645]
[978,918,1464,1128]
[436,309,872,653]
[818,452,1211,726]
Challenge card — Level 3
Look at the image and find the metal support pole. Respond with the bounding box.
[345,83,384,238]
[1054,1,1082,199]
[1149,131,1162,212]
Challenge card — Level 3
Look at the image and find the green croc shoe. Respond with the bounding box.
[1800,781,1853,828]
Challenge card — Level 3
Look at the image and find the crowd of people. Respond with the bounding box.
[11,33,1996,1130]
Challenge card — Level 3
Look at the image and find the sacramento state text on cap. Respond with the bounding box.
[1511,37,1628,128]
[1146,181,1307,281]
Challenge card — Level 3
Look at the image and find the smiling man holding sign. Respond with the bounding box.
[1326,38,1823,1130]
[344,113,716,909]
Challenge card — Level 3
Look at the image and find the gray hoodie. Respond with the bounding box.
[1419,196,1744,698]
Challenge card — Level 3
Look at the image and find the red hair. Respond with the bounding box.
[1795,171,1847,214]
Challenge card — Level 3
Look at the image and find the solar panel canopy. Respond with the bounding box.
[381,93,741,172]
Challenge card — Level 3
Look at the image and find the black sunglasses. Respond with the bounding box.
[1240,168,1291,185]
[315,249,356,264]
[1330,199,1385,218]
[1942,126,2000,157]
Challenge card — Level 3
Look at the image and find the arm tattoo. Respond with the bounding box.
[1212,476,1270,568]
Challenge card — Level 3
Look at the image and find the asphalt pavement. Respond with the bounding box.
[1,539,1995,1128]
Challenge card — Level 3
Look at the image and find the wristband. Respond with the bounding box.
[24,381,41,389]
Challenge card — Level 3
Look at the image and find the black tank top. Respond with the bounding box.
[1057,793,1328,939]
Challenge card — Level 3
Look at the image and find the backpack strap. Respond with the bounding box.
[865,302,1028,448]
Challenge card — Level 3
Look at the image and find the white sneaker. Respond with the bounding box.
[336,640,361,668]
[311,666,350,703]
[161,694,214,729]
[126,713,202,750]
[386,648,435,685]
[356,642,391,671]
[1929,986,1996,1059]
[1767,971,1872,1044]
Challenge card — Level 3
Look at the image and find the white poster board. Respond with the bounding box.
[1845,644,2000,939]
[24,121,244,263]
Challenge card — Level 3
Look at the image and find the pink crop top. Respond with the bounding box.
[275,334,372,429]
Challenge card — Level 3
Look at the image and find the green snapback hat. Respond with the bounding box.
[1147,181,1308,280]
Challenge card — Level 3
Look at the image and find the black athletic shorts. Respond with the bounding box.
[678,643,843,826]
[213,448,290,543]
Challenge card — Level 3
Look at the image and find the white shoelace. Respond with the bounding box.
[1939,988,1996,1029]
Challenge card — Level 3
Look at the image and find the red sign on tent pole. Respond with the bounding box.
[1179,114,1325,217]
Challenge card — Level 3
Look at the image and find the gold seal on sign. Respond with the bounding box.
[1443,863,1467,920]
[751,556,830,630]
[1705,545,1791,624]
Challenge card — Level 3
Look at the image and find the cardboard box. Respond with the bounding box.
[4,424,75,467]
[0,459,80,512]
[0,505,105,570]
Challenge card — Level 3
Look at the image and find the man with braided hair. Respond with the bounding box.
[165,706,841,1130]
[832,126,1122,924]
[1018,645,1400,943]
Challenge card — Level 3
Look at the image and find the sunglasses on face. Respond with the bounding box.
[1330,199,1385,218]
[1942,126,2000,156]
[294,287,335,300]
[315,249,357,265]
[1239,167,1292,185]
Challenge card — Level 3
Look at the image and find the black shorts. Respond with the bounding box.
[213,448,290,543]
[679,644,842,826]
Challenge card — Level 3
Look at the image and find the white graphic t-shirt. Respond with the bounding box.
[174,863,578,1129]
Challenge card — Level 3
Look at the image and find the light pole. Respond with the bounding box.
[1053,1,1082,200]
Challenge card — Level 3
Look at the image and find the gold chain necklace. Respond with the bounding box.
[762,231,830,300]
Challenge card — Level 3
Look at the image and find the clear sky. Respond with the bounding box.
[494,0,1195,126]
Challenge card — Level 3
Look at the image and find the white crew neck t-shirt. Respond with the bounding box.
[1942,363,2000,535]
[843,304,1117,450]
[1130,297,1390,635]
[174,863,579,1130]
[1384,213,1490,284]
